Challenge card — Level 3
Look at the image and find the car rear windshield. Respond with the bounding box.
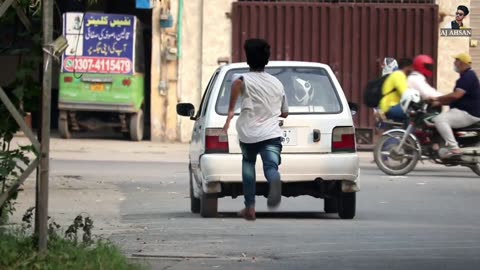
[215,67,342,115]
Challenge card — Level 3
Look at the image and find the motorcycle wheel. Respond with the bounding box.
[374,132,420,176]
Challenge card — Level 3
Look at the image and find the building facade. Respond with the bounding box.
[172,0,472,143]
[0,0,475,143]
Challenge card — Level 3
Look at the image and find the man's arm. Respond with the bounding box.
[434,89,466,105]
[433,75,469,105]
[409,75,442,99]
[280,93,289,118]
[223,78,243,131]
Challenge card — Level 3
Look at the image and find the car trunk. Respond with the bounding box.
[227,114,352,154]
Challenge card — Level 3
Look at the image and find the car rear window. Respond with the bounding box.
[215,67,342,115]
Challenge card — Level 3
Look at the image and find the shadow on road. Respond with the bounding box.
[362,168,479,178]
[217,211,340,219]
[51,130,132,141]
[123,211,346,220]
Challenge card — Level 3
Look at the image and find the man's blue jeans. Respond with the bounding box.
[386,104,408,124]
[239,137,282,208]
[382,104,409,161]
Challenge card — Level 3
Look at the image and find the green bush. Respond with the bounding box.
[0,210,147,270]
[0,233,146,270]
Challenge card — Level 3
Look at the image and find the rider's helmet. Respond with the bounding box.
[293,77,314,105]
[413,55,434,77]
[400,88,421,113]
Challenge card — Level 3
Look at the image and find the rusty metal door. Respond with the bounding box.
[232,2,439,146]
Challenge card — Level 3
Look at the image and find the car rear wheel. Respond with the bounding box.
[200,192,218,218]
[324,198,338,213]
[337,192,356,219]
[189,167,200,214]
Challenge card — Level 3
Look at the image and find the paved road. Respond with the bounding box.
[49,159,480,270]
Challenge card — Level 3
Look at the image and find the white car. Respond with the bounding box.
[177,61,360,219]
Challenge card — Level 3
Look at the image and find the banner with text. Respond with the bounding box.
[62,12,137,75]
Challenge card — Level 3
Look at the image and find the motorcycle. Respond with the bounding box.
[373,100,480,176]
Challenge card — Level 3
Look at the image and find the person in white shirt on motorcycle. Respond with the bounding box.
[408,54,442,100]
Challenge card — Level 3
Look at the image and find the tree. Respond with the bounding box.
[0,0,42,223]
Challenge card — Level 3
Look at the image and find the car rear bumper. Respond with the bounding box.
[198,153,359,183]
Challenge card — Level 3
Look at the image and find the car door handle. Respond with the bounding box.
[313,129,321,142]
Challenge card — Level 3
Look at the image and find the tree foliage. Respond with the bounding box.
[0,0,43,223]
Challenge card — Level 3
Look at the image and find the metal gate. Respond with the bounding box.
[232,2,439,146]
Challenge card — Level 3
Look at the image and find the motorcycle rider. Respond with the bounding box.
[379,58,414,123]
[428,53,480,158]
[408,55,442,100]
[373,57,398,124]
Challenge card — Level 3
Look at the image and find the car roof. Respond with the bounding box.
[220,61,331,70]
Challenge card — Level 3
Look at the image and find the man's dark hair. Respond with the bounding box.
[398,58,413,69]
[244,38,271,70]
[457,5,469,16]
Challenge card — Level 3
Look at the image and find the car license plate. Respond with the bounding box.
[90,83,105,92]
[281,128,297,146]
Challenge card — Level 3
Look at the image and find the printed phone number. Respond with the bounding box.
[64,57,132,74]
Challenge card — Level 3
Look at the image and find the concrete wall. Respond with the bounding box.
[436,0,471,94]
[150,0,180,142]
[200,0,235,91]
[172,0,470,142]
[177,0,202,143]
[470,0,480,71]
[150,3,164,141]
[176,0,235,143]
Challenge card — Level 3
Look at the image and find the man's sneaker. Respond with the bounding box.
[439,148,462,159]
[267,180,282,209]
[238,207,256,221]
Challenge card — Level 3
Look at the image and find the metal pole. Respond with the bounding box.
[0,0,15,18]
[37,0,54,252]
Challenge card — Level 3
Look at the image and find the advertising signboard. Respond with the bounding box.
[61,12,137,75]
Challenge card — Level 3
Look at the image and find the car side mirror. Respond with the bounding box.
[177,103,195,119]
[348,102,359,116]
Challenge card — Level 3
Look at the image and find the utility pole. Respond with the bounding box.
[37,0,54,252]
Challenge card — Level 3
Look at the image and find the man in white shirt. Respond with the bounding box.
[223,38,289,221]
[409,55,442,100]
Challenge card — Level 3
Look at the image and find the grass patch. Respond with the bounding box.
[0,209,147,270]
[0,233,145,270]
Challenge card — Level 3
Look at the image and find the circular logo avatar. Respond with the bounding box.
[65,59,74,69]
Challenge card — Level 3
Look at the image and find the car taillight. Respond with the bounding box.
[332,126,356,152]
[64,76,73,83]
[205,128,229,153]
